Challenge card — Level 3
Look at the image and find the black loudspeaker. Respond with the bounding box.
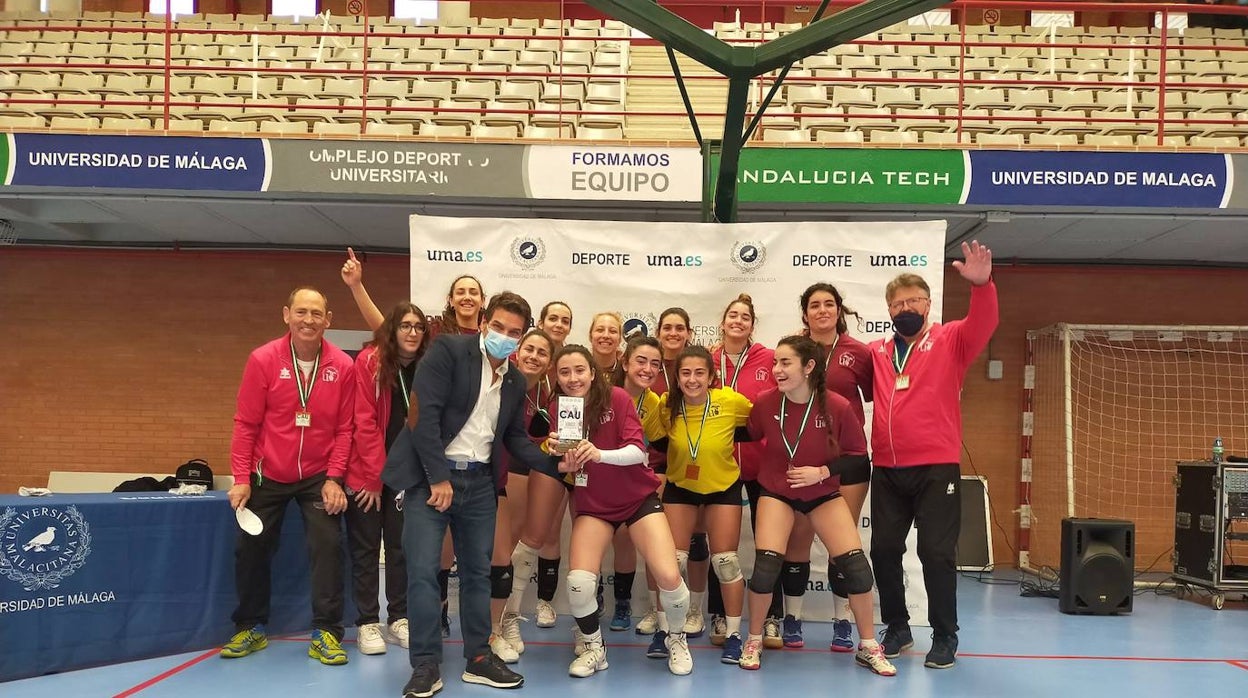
[1059,518,1134,615]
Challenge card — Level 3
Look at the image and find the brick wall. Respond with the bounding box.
[0,247,411,495]
[3,248,1248,566]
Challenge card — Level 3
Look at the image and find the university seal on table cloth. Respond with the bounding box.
[0,506,92,591]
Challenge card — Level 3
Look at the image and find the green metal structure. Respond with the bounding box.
[583,0,951,222]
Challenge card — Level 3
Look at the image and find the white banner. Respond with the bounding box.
[523,145,702,202]
[412,214,946,626]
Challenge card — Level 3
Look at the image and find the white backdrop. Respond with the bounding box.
[411,214,947,626]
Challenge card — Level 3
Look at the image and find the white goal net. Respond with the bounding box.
[1022,324,1248,572]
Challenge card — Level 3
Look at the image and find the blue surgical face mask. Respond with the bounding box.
[484,329,520,360]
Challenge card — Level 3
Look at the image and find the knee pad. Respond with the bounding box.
[747,550,783,595]
[566,569,599,619]
[782,561,810,598]
[826,560,849,599]
[711,551,743,584]
[833,549,874,596]
[490,565,513,600]
[658,581,690,617]
[511,541,539,579]
[689,532,709,561]
[675,550,689,580]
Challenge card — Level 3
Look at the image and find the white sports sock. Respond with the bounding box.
[688,590,704,614]
[785,594,805,619]
[726,616,742,636]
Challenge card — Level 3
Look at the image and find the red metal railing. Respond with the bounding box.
[2,1,1248,147]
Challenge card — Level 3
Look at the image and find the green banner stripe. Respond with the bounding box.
[720,148,966,204]
[1,134,11,186]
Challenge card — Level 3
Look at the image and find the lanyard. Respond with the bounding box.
[398,365,411,412]
[719,342,752,390]
[821,334,841,369]
[892,329,930,375]
[634,391,650,448]
[682,398,711,461]
[778,395,815,464]
[290,341,320,410]
[526,376,550,413]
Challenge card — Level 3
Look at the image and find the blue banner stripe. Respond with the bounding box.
[965,151,1227,208]
[11,134,265,191]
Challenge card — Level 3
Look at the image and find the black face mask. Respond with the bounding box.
[892,311,925,337]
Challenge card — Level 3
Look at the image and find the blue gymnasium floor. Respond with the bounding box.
[8,574,1247,698]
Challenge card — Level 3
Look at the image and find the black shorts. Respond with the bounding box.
[582,492,665,530]
[662,479,744,507]
[760,487,840,515]
[840,458,871,486]
[508,462,530,476]
[498,487,507,498]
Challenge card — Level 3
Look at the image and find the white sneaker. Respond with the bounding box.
[568,640,608,678]
[709,614,728,646]
[357,623,387,655]
[500,612,526,654]
[388,618,409,649]
[682,607,705,637]
[536,599,557,628]
[490,632,519,664]
[666,631,693,675]
[635,609,659,635]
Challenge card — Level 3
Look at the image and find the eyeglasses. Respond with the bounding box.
[888,297,931,312]
[398,323,426,334]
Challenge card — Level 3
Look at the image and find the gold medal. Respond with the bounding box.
[295,410,312,427]
[686,461,701,481]
[895,374,911,391]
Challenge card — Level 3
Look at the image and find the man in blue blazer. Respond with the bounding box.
[384,290,564,698]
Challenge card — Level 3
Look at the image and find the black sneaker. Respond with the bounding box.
[924,634,958,669]
[880,624,914,659]
[462,651,524,689]
[403,663,443,698]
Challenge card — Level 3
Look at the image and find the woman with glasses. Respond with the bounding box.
[347,301,431,656]
[488,328,557,663]
[784,282,873,651]
[339,252,464,636]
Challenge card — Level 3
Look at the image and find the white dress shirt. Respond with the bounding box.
[444,335,509,464]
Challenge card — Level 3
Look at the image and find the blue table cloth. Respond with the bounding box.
[0,492,320,682]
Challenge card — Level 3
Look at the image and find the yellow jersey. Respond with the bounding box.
[660,387,752,494]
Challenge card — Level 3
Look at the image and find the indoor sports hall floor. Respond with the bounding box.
[7,573,1247,697]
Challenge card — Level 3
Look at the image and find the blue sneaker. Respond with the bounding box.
[830,619,854,653]
[782,615,804,648]
[646,630,669,658]
[720,633,743,664]
[609,599,632,631]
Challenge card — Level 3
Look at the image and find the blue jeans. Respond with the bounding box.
[403,468,497,667]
